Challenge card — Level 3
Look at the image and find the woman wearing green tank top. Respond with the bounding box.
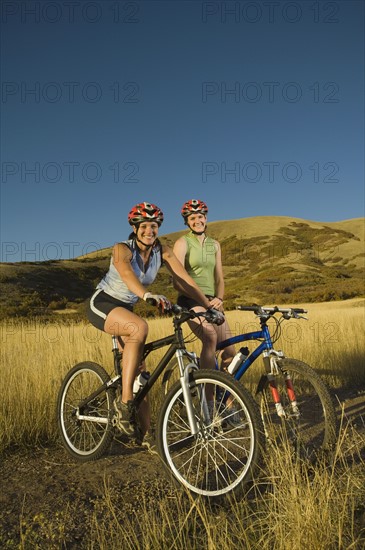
[173,200,236,373]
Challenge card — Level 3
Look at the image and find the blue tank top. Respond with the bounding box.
[96,239,162,305]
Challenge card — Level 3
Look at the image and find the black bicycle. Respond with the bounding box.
[57,305,265,498]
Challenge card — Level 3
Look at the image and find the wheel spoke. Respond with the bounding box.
[57,362,115,461]
[258,359,337,460]
[158,370,264,497]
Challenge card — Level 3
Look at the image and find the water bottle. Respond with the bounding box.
[133,371,150,395]
[228,347,249,375]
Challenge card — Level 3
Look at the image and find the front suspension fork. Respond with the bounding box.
[263,351,299,417]
[180,363,200,435]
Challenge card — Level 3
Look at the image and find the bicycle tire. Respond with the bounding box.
[156,369,265,498]
[57,361,115,461]
[256,358,337,460]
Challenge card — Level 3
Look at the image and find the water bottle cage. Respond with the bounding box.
[228,347,249,375]
[133,372,151,395]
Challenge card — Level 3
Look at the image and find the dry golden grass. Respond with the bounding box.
[2,299,364,548]
[0,298,364,451]
[86,431,365,550]
[225,297,365,391]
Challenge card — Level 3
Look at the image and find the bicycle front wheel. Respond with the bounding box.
[57,362,115,461]
[157,369,265,498]
[257,358,337,460]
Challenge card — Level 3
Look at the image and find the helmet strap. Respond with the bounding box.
[136,237,153,249]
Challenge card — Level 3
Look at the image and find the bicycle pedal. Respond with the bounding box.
[123,438,142,449]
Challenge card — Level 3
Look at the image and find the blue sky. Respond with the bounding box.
[1,0,364,262]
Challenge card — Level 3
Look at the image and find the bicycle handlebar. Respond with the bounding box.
[171,304,225,325]
[147,296,306,322]
[146,299,225,326]
[236,304,307,318]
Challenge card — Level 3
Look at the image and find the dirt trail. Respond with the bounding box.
[1,387,364,547]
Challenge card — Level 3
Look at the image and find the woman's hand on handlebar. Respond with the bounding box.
[208,296,224,310]
[173,305,225,325]
[142,298,225,325]
[143,292,172,313]
[205,308,225,325]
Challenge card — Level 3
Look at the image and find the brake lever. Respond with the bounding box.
[290,310,308,320]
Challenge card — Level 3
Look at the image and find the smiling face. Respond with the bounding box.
[134,221,159,247]
[186,212,207,234]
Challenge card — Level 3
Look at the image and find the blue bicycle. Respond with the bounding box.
[216,305,337,460]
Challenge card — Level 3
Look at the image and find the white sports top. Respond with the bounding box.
[96,239,162,305]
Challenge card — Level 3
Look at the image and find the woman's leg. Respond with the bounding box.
[186,307,219,402]
[104,307,150,434]
[188,308,236,371]
[215,317,236,370]
[186,307,218,370]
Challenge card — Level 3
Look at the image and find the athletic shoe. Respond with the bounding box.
[114,399,136,436]
[221,406,241,428]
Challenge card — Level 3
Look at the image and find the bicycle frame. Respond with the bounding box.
[216,315,297,418]
[81,312,202,435]
[137,326,203,435]
[217,322,274,381]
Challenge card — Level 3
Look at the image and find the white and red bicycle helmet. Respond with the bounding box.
[128,202,164,226]
[181,199,208,219]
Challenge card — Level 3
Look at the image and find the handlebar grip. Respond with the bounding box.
[171,304,183,315]
[146,297,157,306]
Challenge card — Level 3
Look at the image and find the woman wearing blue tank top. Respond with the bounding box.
[86,202,222,445]
[173,200,236,375]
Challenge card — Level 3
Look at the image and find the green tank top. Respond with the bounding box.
[183,232,217,296]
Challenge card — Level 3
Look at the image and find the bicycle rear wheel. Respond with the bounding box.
[257,358,337,460]
[57,362,115,461]
[157,369,265,498]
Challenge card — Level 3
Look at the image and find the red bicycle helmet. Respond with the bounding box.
[128,202,164,226]
[181,199,208,219]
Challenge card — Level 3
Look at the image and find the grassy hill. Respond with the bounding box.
[1,216,364,319]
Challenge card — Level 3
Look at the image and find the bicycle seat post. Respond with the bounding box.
[112,335,119,351]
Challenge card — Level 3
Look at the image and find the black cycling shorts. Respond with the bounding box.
[177,294,214,310]
[86,289,134,332]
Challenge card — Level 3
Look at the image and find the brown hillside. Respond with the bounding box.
[1,216,364,318]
